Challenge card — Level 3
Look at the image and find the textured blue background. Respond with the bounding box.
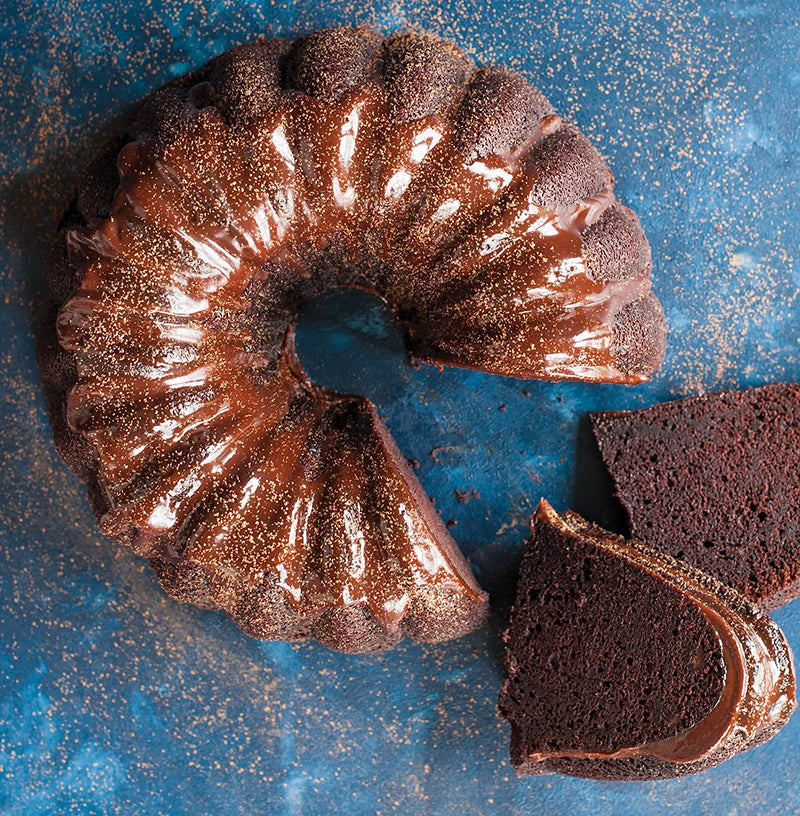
[1,1,799,814]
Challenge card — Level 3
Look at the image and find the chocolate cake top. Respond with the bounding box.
[40,27,664,652]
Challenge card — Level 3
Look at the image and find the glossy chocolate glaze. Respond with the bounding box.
[515,503,795,771]
[50,30,664,651]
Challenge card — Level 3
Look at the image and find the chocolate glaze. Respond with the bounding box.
[45,29,665,652]
[503,502,795,778]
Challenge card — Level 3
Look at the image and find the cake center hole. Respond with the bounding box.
[294,287,413,405]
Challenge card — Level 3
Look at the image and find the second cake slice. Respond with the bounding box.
[590,383,800,611]
[499,500,796,780]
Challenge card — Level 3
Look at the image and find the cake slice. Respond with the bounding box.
[498,500,795,781]
[590,383,800,611]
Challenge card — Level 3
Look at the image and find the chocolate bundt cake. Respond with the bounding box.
[39,27,665,652]
[499,500,796,780]
[591,383,800,612]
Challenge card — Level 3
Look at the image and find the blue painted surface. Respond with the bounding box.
[1,1,798,813]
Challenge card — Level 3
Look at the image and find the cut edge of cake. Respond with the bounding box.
[498,499,796,781]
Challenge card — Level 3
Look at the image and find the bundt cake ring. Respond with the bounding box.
[38,27,666,653]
